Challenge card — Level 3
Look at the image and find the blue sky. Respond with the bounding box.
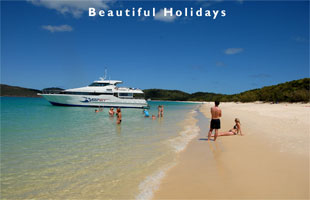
[1,0,309,94]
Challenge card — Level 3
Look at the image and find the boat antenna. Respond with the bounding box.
[104,68,107,80]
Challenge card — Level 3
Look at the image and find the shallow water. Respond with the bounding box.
[1,97,200,199]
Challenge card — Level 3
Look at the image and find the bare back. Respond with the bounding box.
[211,106,222,119]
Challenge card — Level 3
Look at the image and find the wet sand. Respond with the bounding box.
[154,102,309,199]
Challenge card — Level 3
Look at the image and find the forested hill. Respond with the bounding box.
[1,78,309,102]
[223,78,309,102]
[143,89,190,101]
[144,78,310,103]
[0,84,41,97]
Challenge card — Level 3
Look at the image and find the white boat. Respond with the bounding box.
[39,77,148,108]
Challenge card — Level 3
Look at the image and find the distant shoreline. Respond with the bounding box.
[2,96,310,104]
[0,95,42,98]
[2,97,309,107]
[148,100,204,103]
[1,78,309,102]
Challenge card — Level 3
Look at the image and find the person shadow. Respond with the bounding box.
[199,133,218,141]
[199,138,215,141]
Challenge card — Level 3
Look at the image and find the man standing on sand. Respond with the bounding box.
[208,101,222,141]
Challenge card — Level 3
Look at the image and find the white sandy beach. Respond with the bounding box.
[154,102,310,199]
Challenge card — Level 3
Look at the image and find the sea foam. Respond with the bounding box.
[136,163,176,200]
[136,109,200,200]
[168,110,200,153]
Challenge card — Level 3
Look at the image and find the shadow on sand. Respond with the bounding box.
[199,138,215,141]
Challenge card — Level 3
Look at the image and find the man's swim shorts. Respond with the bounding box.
[210,119,221,129]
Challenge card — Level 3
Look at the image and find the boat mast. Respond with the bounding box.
[104,68,107,80]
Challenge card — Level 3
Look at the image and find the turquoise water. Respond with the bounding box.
[1,97,200,199]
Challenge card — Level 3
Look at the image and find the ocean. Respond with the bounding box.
[1,97,201,199]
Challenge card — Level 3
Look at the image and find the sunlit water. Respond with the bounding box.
[1,97,201,199]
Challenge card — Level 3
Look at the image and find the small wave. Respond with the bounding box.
[168,109,200,153]
[190,109,198,114]
[168,124,200,153]
[136,163,176,200]
[136,109,200,200]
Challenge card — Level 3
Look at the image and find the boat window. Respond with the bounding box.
[89,83,110,87]
[61,92,113,95]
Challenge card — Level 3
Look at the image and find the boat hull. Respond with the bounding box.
[40,94,148,108]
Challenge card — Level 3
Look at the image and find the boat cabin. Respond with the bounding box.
[89,80,123,87]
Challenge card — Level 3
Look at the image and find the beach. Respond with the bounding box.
[154,102,310,199]
[1,98,309,199]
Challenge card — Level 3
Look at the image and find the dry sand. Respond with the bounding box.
[154,102,309,199]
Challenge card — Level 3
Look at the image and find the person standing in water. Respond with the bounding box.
[109,107,114,116]
[116,108,122,124]
[143,109,150,117]
[208,101,222,141]
[157,105,161,117]
[160,105,164,117]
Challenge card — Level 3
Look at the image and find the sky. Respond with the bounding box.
[1,0,309,94]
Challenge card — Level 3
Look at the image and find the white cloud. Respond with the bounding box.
[224,48,244,55]
[154,9,177,23]
[28,0,111,18]
[42,25,73,33]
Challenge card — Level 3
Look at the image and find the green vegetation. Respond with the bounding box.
[227,78,310,103]
[144,78,310,103]
[1,78,309,102]
[144,89,190,101]
[0,84,41,97]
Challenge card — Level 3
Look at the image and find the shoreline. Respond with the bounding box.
[153,102,309,199]
[136,104,201,200]
[1,96,310,105]
[147,100,205,104]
